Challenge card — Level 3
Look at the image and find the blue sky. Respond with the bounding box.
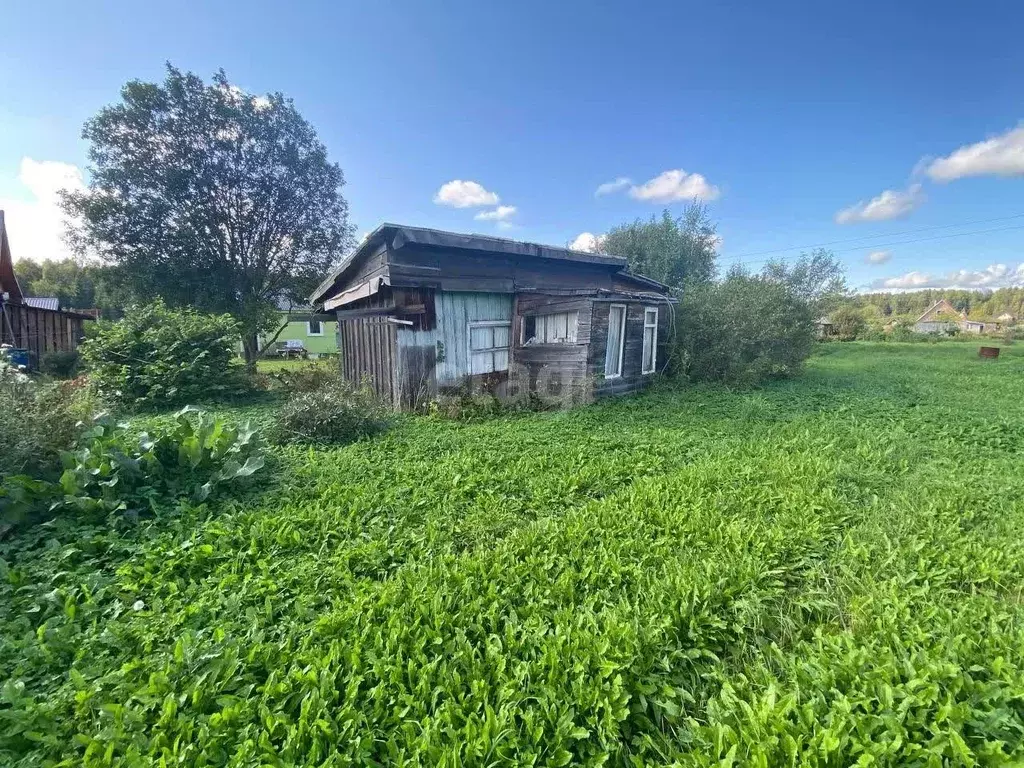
[2,0,1023,291]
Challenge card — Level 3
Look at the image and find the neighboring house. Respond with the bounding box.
[914,299,986,334]
[0,211,93,368]
[997,313,1017,325]
[310,223,674,409]
[256,297,338,358]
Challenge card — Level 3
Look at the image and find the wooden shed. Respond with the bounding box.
[0,210,93,368]
[310,224,675,409]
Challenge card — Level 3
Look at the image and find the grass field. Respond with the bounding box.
[3,343,1024,766]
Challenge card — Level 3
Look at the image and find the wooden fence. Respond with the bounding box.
[0,301,90,368]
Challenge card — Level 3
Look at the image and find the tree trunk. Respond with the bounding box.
[242,333,261,372]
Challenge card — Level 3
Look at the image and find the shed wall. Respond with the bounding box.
[0,303,87,368]
[588,300,668,397]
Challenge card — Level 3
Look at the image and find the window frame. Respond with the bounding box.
[604,303,627,379]
[520,310,579,346]
[641,306,658,375]
[306,319,324,337]
[467,320,511,374]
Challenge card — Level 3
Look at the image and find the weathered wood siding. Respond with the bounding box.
[511,295,593,400]
[587,300,669,397]
[388,245,618,294]
[338,315,398,406]
[0,303,87,369]
[395,291,512,387]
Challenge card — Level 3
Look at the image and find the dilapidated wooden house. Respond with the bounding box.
[310,224,675,408]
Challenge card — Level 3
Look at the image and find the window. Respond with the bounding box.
[522,311,578,345]
[642,307,658,374]
[306,319,324,336]
[468,321,510,374]
[604,304,626,378]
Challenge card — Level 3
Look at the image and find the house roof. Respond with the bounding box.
[0,211,25,303]
[916,299,965,323]
[311,223,669,304]
[24,297,60,311]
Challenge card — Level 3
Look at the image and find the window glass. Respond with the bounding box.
[469,322,511,373]
[604,305,625,377]
[642,307,658,374]
[522,311,578,344]
[307,319,323,336]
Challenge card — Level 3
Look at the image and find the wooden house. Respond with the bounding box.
[0,211,93,368]
[914,299,985,335]
[310,224,675,408]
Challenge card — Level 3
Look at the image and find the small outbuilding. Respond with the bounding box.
[0,211,93,368]
[310,224,675,409]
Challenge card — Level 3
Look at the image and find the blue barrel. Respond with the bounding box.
[7,348,30,369]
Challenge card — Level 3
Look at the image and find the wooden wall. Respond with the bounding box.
[388,245,618,294]
[0,303,87,368]
[587,300,669,398]
[338,316,398,406]
[511,295,593,400]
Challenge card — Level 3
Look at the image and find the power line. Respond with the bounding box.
[722,212,1024,264]
[724,223,1024,270]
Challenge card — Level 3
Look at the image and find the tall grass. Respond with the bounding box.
[2,343,1023,765]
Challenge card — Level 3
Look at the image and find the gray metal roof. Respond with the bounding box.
[24,297,60,311]
[310,223,664,304]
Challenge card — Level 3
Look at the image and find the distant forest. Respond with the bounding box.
[842,287,1023,322]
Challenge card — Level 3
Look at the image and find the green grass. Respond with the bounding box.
[256,357,315,373]
[3,342,1024,766]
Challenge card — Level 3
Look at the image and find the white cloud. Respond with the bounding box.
[474,205,517,221]
[569,231,607,252]
[866,250,892,265]
[0,157,85,263]
[628,169,720,203]
[595,177,632,196]
[835,184,924,224]
[868,263,1024,291]
[926,125,1024,181]
[433,180,500,208]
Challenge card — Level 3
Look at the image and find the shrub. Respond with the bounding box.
[0,347,84,478]
[675,272,815,385]
[0,408,264,530]
[269,359,342,393]
[79,299,245,408]
[39,349,81,378]
[830,305,868,341]
[272,381,389,444]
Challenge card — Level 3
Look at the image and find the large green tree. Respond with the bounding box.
[63,64,353,365]
[600,205,718,291]
[762,248,849,316]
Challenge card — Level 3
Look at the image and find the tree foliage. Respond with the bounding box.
[675,268,816,385]
[600,205,718,290]
[13,258,125,315]
[830,304,868,341]
[762,248,849,315]
[62,64,353,364]
[79,299,244,408]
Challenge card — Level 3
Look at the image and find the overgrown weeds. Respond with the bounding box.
[2,343,1024,765]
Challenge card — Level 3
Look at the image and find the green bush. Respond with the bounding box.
[39,349,81,378]
[829,304,868,340]
[79,299,245,408]
[0,408,264,530]
[272,381,389,444]
[269,358,342,393]
[675,272,815,385]
[0,348,84,479]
